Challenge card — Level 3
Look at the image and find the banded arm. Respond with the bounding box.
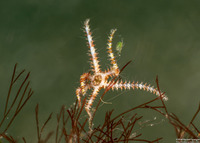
[85,87,100,130]
[84,19,101,73]
[110,80,168,101]
[107,29,120,76]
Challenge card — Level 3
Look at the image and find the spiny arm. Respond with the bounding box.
[85,87,100,112]
[76,72,90,106]
[76,87,82,107]
[107,29,120,76]
[109,80,168,101]
[84,19,101,73]
[85,87,100,130]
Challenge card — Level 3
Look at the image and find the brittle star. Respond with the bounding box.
[76,19,168,130]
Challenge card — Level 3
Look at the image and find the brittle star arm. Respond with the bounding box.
[76,87,82,107]
[76,72,90,106]
[107,29,120,76]
[84,19,101,73]
[110,80,168,101]
[85,87,100,130]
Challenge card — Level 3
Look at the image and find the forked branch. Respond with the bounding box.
[0,64,34,135]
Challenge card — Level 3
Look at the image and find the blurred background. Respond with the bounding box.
[0,0,200,142]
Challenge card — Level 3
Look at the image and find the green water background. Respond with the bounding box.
[0,0,200,142]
